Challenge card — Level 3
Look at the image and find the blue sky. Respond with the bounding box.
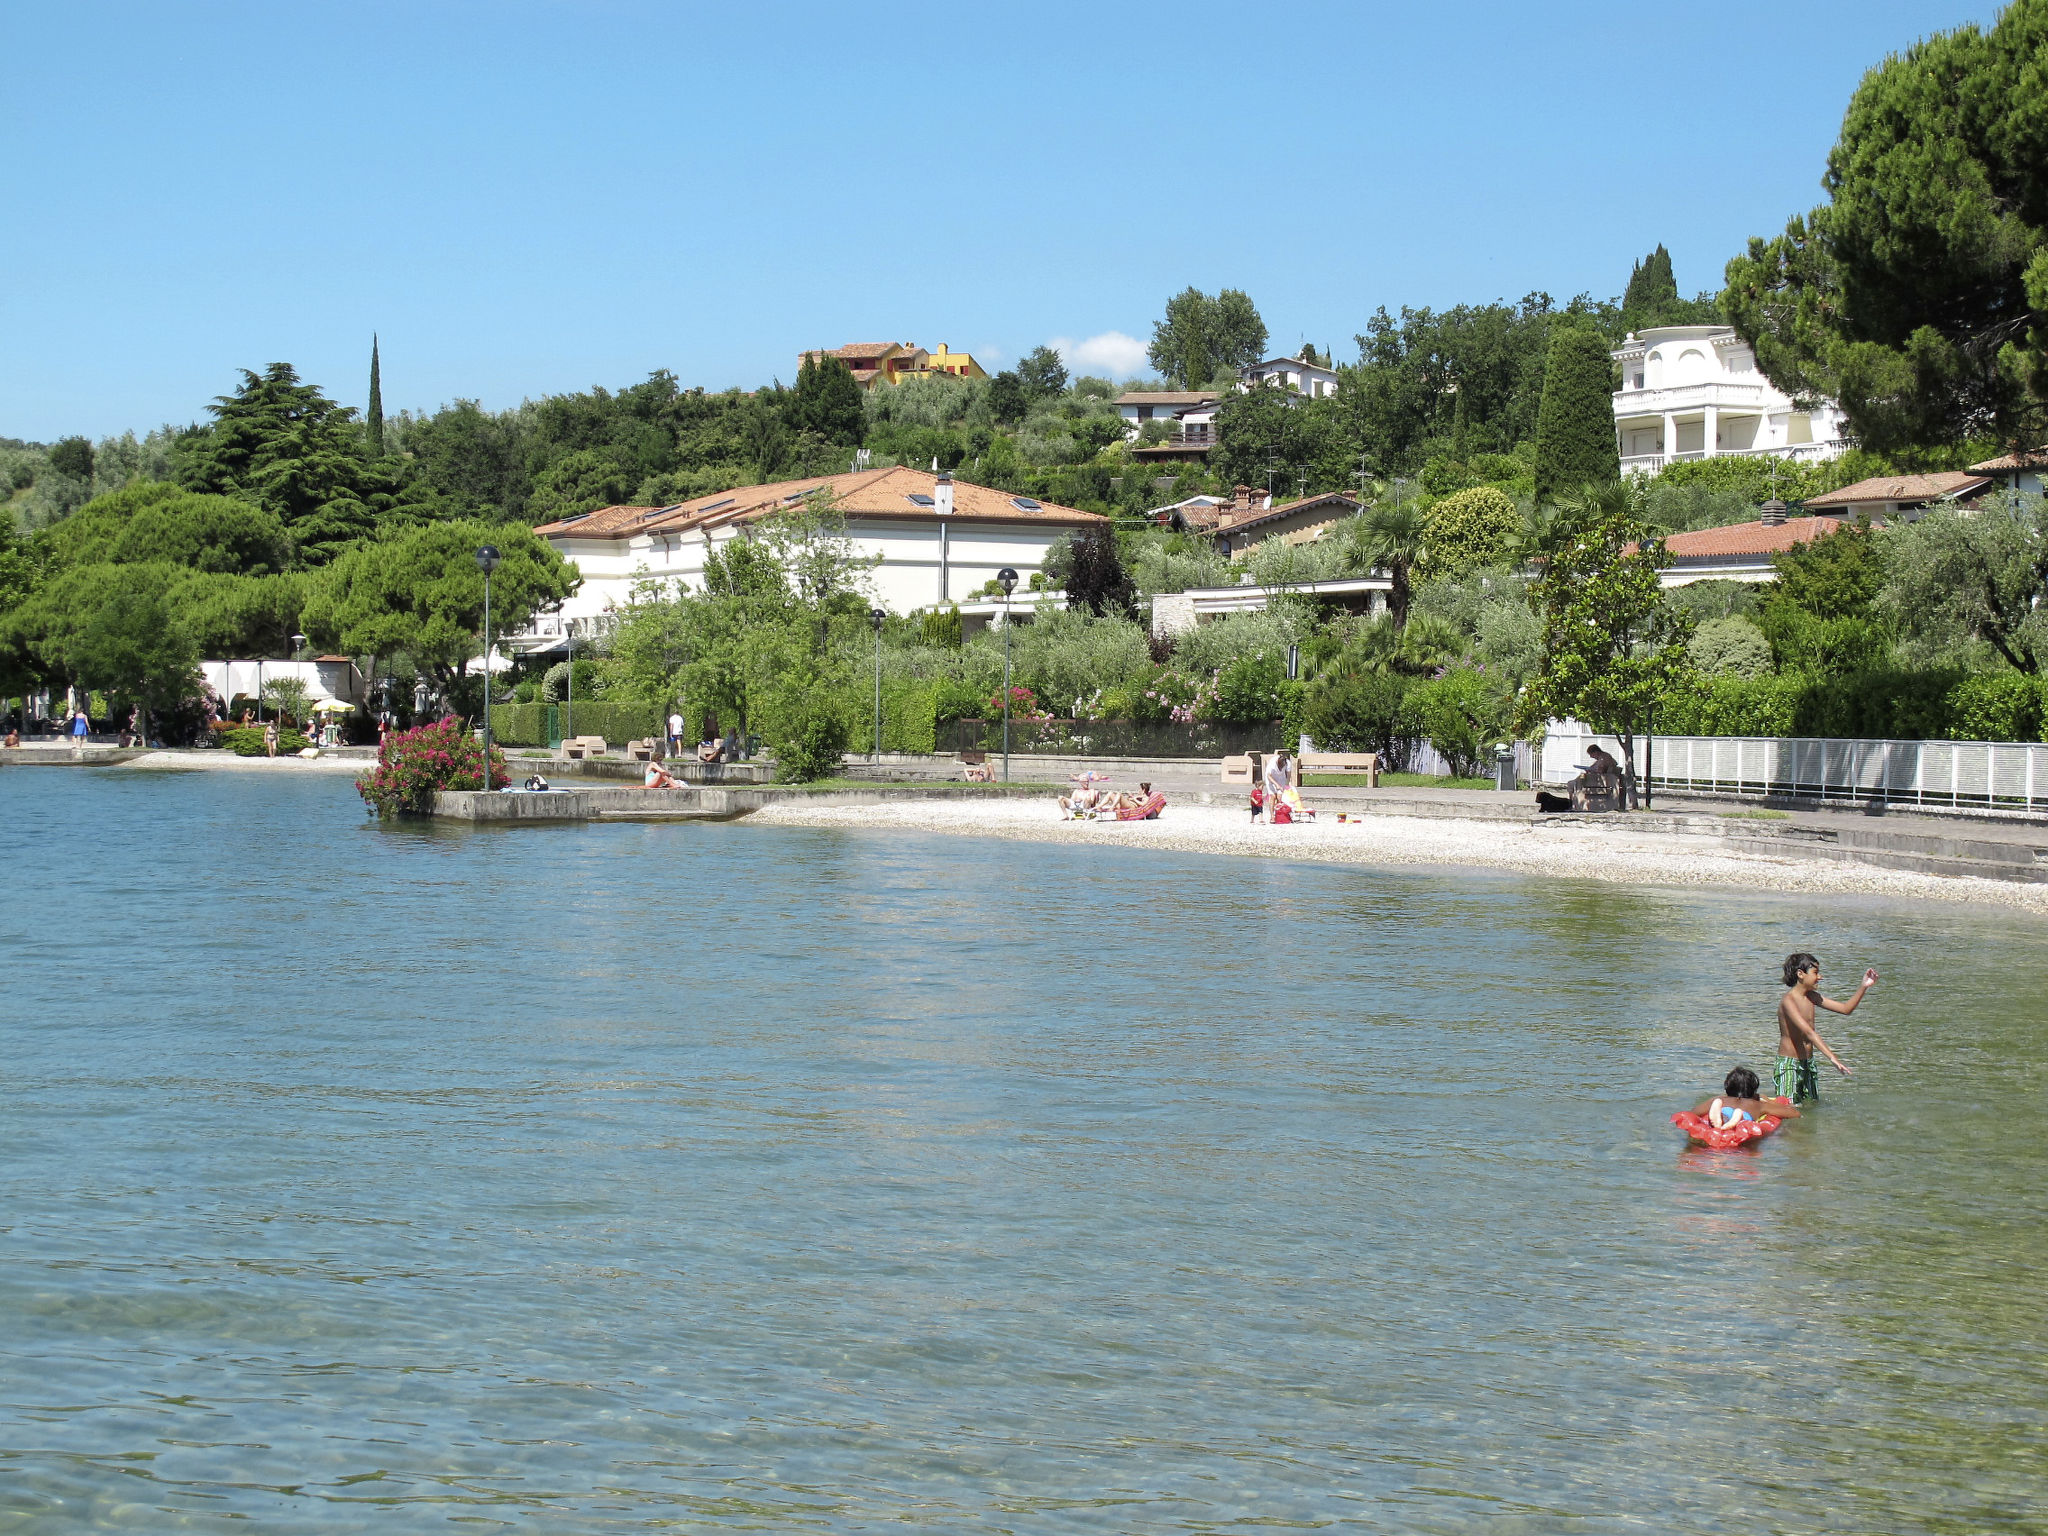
[0,0,2002,443]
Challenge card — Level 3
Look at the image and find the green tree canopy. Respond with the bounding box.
[1519,484,1694,802]
[300,520,577,690]
[1213,389,1351,496]
[787,354,866,444]
[1016,346,1069,400]
[1620,245,1719,332]
[1421,486,1520,576]
[1722,1,2048,452]
[1533,324,1620,500]
[48,481,290,576]
[1148,287,1269,387]
[176,363,390,563]
[1877,493,2048,672]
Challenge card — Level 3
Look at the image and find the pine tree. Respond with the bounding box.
[366,335,384,456]
[1622,245,1679,325]
[1534,325,1620,501]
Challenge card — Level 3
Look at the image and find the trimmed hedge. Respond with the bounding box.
[1655,670,2048,742]
[219,727,311,756]
[488,701,664,747]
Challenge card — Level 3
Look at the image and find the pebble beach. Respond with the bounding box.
[749,796,2048,913]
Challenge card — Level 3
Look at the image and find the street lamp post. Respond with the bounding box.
[997,567,1018,782]
[476,545,500,787]
[869,608,886,760]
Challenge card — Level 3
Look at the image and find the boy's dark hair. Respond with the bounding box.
[1783,952,1819,988]
[1725,1066,1760,1099]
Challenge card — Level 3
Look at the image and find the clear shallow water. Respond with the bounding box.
[1,769,2043,1534]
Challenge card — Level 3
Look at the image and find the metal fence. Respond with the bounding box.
[1541,720,2048,815]
[945,719,1283,759]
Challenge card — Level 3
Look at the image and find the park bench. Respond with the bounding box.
[1300,752,1379,787]
[559,735,609,760]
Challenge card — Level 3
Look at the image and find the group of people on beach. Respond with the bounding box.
[1690,952,1874,1129]
[1249,750,1310,823]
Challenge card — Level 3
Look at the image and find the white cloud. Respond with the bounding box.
[1049,330,1149,379]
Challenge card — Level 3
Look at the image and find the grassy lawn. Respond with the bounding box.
[1301,771,1499,790]
[1718,808,1792,819]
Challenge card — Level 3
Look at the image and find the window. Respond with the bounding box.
[1011,497,1042,511]
[906,493,935,506]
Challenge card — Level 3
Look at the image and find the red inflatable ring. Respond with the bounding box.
[1672,1110,1782,1149]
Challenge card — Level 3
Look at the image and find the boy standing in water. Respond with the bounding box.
[1776,953,1873,1104]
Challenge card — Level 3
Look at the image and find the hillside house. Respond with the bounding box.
[1611,325,1848,474]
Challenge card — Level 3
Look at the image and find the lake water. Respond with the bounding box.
[2,769,2043,1533]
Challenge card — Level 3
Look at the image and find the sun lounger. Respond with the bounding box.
[1108,791,1166,821]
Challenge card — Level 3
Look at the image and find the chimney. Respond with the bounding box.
[934,469,954,517]
[1760,498,1787,527]
[1232,484,1258,513]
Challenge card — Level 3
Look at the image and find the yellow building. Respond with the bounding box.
[798,340,987,389]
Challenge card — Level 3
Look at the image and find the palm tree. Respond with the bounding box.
[1346,485,1430,630]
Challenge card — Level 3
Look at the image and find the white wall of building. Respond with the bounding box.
[540,517,1082,633]
[1612,325,1847,476]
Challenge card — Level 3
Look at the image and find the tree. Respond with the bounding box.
[1618,244,1716,331]
[1402,667,1513,779]
[366,335,384,456]
[1756,518,1891,674]
[1421,486,1519,576]
[1722,4,2048,452]
[300,520,577,694]
[1877,493,2048,672]
[48,436,95,483]
[1212,388,1351,494]
[525,448,636,525]
[6,563,202,735]
[1534,324,1620,500]
[1016,345,1069,400]
[1060,523,1136,619]
[1147,287,1269,387]
[1347,483,1430,629]
[1519,483,1695,806]
[787,354,865,444]
[177,363,389,563]
[988,370,1030,425]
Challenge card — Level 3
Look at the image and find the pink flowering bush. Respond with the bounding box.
[986,685,1051,723]
[358,717,507,817]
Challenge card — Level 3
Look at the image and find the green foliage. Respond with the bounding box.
[1657,667,2048,742]
[219,726,312,756]
[1522,484,1694,789]
[261,677,312,719]
[48,481,291,576]
[541,657,604,703]
[1534,324,1621,500]
[1209,651,1286,724]
[1016,346,1069,400]
[1944,671,2046,742]
[177,363,389,564]
[1876,494,2048,672]
[765,674,852,781]
[1212,388,1352,496]
[526,447,636,526]
[358,716,506,816]
[1620,244,1718,331]
[919,605,963,647]
[1722,3,2048,451]
[366,336,384,457]
[1302,666,1410,759]
[49,437,95,482]
[1061,523,1136,618]
[1148,287,1269,387]
[1421,486,1518,575]
[787,354,866,445]
[6,561,202,709]
[486,700,662,747]
[1688,615,1773,677]
[1351,484,1430,627]
[1401,666,1513,778]
[300,520,577,690]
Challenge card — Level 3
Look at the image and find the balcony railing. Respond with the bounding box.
[1612,382,1771,412]
[1619,442,1845,475]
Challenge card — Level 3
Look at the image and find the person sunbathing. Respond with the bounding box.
[644,760,679,788]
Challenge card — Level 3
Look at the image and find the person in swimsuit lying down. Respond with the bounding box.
[1690,1065,1800,1130]
[1776,952,1870,1104]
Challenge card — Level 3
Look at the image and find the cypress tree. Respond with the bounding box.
[1534,324,1620,500]
[366,335,385,456]
[1621,245,1681,330]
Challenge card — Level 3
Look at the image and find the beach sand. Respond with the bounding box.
[120,750,371,773]
[749,797,2048,913]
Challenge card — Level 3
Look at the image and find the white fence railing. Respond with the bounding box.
[1541,720,2048,815]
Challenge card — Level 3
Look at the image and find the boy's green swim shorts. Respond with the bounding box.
[1775,1054,1821,1105]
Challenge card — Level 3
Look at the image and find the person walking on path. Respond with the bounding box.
[263,719,279,758]
[668,711,685,757]
[70,709,89,750]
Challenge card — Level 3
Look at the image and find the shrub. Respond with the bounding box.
[1944,672,2045,742]
[1401,667,1512,778]
[1689,616,1772,677]
[1208,652,1286,725]
[1422,486,1519,576]
[1303,669,1410,760]
[768,694,851,782]
[358,717,506,816]
[219,726,311,756]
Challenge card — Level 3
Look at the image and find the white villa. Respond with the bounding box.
[520,466,1107,649]
[1242,354,1341,398]
[1611,325,1847,475]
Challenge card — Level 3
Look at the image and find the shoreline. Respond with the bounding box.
[746,798,2048,913]
[118,749,371,773]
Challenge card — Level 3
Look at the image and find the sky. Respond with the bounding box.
[0,0,2006,444]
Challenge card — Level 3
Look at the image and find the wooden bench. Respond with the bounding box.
[1301,751,1379,787]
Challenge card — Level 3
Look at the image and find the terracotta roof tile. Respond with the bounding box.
[1801,471,1991,507]
[1659,516,1845,560]
[538,470,1106,543]
[1967,447,2048,472]
[1218,491,1360,537]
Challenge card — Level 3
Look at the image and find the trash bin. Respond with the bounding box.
[1493,742,1517,792]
